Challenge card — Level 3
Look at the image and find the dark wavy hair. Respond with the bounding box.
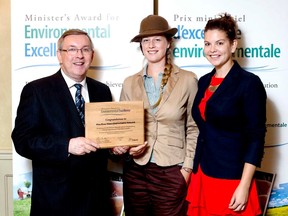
[204,13,238,42]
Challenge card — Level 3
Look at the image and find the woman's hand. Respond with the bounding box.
[228,163,256,211]
[111,146,130,155]
[180,168,192,184]
[228,183,249,211]
[129,141,148,157]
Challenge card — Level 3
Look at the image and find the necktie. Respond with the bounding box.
[74,84,85,125]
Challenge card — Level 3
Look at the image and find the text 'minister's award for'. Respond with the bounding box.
[85,101,144,148]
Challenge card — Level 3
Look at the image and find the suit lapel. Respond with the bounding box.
[53,71,83,127]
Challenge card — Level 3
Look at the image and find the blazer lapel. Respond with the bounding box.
[156,66,179,112]
[135,74,155,116]
[209,63,239,101]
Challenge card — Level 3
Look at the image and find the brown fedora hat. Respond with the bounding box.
[131,15,178,42]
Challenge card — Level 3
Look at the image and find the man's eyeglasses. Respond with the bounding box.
[60,47,93,55]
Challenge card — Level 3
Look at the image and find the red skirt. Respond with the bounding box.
[186,166,262,216]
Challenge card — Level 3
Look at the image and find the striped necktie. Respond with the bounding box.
[74,84,85,125]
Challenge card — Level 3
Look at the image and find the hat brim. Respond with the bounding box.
[131,28,178,42]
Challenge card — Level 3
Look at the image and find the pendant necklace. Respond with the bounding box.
[208,75,224,93]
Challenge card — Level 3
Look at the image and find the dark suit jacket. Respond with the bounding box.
[12,70,114,216]
[192,61,267,179]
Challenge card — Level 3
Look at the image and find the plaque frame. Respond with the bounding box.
[85,101,144,148]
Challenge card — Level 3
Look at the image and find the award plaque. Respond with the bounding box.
[85,101,144,148]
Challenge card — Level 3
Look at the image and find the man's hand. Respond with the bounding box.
[68,137,99,155]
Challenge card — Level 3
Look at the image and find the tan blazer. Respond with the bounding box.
[120,64,199,169]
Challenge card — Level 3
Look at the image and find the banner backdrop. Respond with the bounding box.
[11,0,288,215]
[159,0,288,213]
[11,0,153,215]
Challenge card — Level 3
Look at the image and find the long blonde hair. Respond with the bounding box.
[150,37,174,109]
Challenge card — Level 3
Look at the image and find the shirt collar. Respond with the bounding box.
[143,64,148,77]
[61,70,87,88]
[142,64,164,78]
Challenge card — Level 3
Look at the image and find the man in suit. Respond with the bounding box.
[12,29,114,216]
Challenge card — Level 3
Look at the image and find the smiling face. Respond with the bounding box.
[141,35,170,65]
[204,29,237,72]
[57,34,94,82]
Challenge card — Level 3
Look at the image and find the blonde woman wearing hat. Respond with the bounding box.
[113,15,199,216]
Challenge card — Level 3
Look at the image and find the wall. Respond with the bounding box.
[0,153,13,216]
[0,0,13,215]
[0,0,12,151]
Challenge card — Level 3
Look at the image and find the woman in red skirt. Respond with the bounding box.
[186,13,267,216]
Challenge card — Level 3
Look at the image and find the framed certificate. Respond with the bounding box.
[85,101,144,148]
